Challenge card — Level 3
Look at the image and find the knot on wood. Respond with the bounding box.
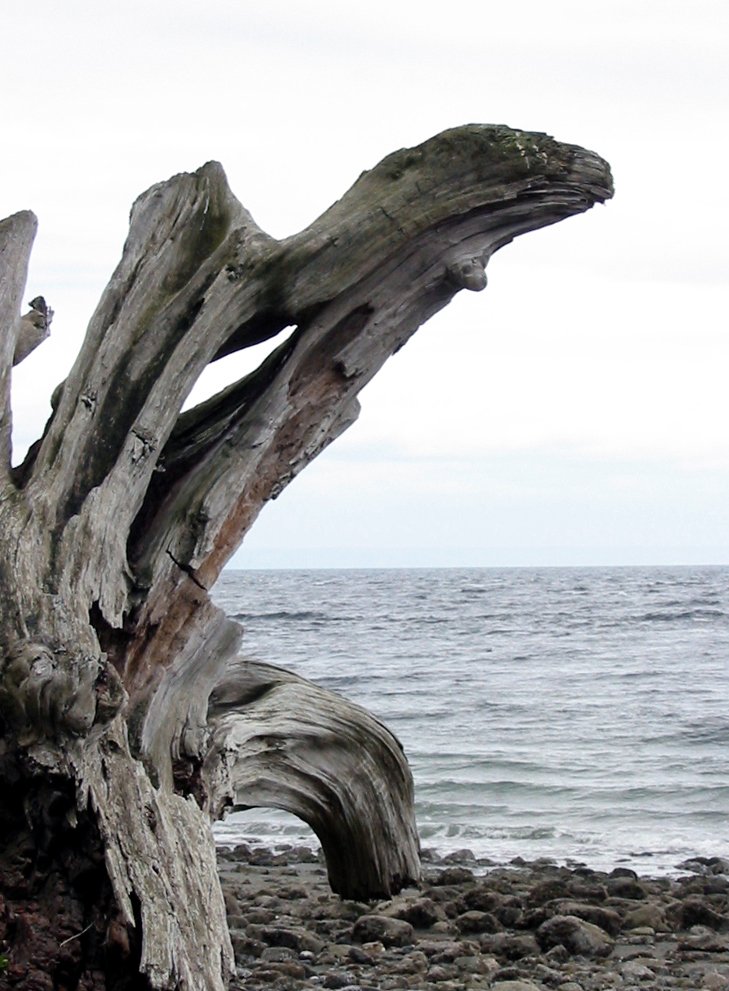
[446,256,488,292]
[13,296,54,366]
[0,642,126,744]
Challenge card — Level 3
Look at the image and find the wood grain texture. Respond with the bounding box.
[207,658,421,900]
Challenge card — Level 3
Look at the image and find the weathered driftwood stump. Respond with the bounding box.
[0,125,612,989]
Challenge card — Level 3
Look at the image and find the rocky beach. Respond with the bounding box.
[219,845,729,991]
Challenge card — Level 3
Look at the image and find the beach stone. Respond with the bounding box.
[552,900,622,936]
[455,910,502,934]
[361,940,385,955]
[323,971,358,988]
[426,964,455,982]
[610,868,639,878]
[678,927,729,952]
[620,959,656,980]
[253,894,283,910]
[248,965,293,983]
[544,943,569,963]
[458,884,503,914]
[276,882,309,899]
[536,914,615,958]
[230,933,266,959]
[704,876,729,894]
[352,914,415,947]
[315,919,353,942]
[520,907,551,930]
[568,879,608,901]
[528,879,570,906]
[424,938,479,963]
[490,981,543,991]
[606,876,647,900]
[260,926,324,953]
[441,847,477,864]
[390,949,428,974]
[454,955,480,975]
[672,896,729,932]
[223,889,240,915]
[679,857,729,876]
[259,945,296,962]
[386,896,445,927]
[245,907,277,924]
[346,944,374,965]
[339,899,374,919]
[703,972,729,990]
[495,896,524,927]
[479,932,540,960]
[431,866,475,885]
[624,903,669,931]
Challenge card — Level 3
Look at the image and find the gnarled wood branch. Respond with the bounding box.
[0,124,612,989]
[206,659,420,900]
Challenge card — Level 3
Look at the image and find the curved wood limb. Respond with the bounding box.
[206,658,421,900]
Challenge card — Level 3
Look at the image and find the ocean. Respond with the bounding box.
[211,566,729,876]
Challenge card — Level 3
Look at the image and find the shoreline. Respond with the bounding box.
[218,844,729,990]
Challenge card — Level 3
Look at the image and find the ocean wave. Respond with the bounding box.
[638,608,726,623]
[231,609,346,623]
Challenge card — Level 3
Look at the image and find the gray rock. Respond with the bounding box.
[678,856,729,876]
[552,900,622,936]
[260,924,312,950]
[677,926,729,952]
[495,897,524,927]
[426,964,454,983]
[455,910,502,934]
[490,981,543,991]
[536,913,615,958]
[352,914,415,947]
[323,971,358,989]
[703,973,729,990]
[259,945,296,962]
[621,959,657,980]
[672,896,729,932]
[431,866,476,885]
[389,896,445,927]
[229,933,266,959]
[606,876,647,900]
[544,943,569,963]
[624,903,669,932]
[479,932,540,960]
[389,949,428,974]
[610,867,639,879]
[418,938,476,961]
[458,884,503,913]
[567,879,607,902]
[441,848,477,864]
[527,879,570,906]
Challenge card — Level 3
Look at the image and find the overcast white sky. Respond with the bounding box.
[3,0,728,568]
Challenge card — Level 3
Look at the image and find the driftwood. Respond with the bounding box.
[0,124,612,989]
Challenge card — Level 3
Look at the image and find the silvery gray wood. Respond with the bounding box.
[0,125,612,989]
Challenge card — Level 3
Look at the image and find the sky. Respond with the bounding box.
[2,0,728,569]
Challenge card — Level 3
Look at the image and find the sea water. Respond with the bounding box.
[211,566,729,875]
